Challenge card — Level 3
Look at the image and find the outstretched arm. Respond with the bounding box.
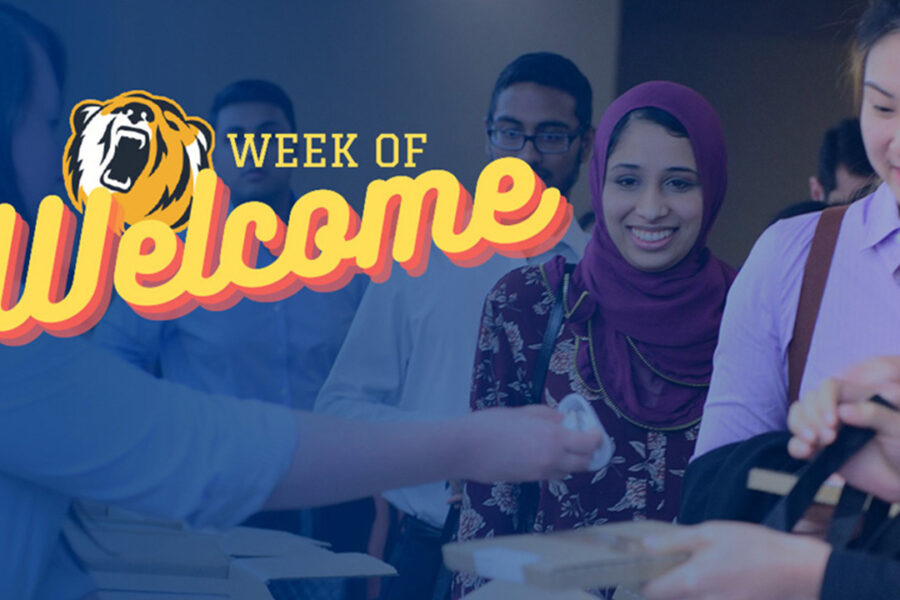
[266,404,603,509]
[0,335,601,525]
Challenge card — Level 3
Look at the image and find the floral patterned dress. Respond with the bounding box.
[452,263,701,598]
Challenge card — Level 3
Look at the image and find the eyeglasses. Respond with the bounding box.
[487,127,583,154]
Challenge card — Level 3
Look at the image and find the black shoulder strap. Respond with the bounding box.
[762,395,894,537]
[530,263,573,405]
[517,263,574,534]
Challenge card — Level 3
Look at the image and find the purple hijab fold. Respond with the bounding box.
[545,81,736,428]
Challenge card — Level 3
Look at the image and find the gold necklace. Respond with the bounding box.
[625,336,710,389]
[578,321,702,432]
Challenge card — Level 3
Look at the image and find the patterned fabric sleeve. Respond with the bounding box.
[451,267,550,598]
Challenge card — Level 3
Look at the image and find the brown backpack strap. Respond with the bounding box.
[787,204,850,404]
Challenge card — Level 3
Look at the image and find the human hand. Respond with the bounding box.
[791,502,836,538]
[458,405,605,483]
[446,479,463,505]
[641,521,829,600]
[787,378,841,460]
[786,357,900,502]
[788,357,900,459]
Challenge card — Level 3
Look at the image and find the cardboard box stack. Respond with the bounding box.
[65,501,396,600]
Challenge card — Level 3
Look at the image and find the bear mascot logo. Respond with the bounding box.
[63,90,214,232]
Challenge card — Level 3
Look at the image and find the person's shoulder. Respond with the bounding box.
[484,261,556,313]
[742,210,821,277]
[726,210,825,324]
[757,210,820,255]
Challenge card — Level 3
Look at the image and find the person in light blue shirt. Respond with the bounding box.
[0,336,299,600]
[0,333,603,600]
[0,8,608,600]
[92,80,367,413]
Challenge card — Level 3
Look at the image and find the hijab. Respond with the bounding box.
[545,81,736,428]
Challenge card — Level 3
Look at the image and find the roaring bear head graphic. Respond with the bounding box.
[63,90,214,232]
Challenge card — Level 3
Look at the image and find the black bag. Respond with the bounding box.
[760,395,898,551]
[681,396,900,557]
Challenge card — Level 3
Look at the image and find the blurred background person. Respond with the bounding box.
[771,117,877,224]
[808,117,877,205]
[89,77,369,599]
[91,77,367,527]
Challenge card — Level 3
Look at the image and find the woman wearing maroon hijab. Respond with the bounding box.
[453,81,735,598]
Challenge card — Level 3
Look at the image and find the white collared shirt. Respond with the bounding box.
[314,220,587,527]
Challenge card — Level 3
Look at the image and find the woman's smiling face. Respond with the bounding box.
[860,31,900,204]
[601,117,703,273]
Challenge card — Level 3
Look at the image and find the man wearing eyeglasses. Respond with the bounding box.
[485,55,594,215]
[314,52,593,600]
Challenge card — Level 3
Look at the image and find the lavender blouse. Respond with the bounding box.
[695,184,900,458]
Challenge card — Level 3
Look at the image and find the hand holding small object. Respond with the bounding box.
[557,394,613,471]
[786,356,900,502]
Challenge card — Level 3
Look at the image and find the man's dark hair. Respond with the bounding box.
[487,52,592,130]
[209,79,296,131]
[816,118,874,196]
